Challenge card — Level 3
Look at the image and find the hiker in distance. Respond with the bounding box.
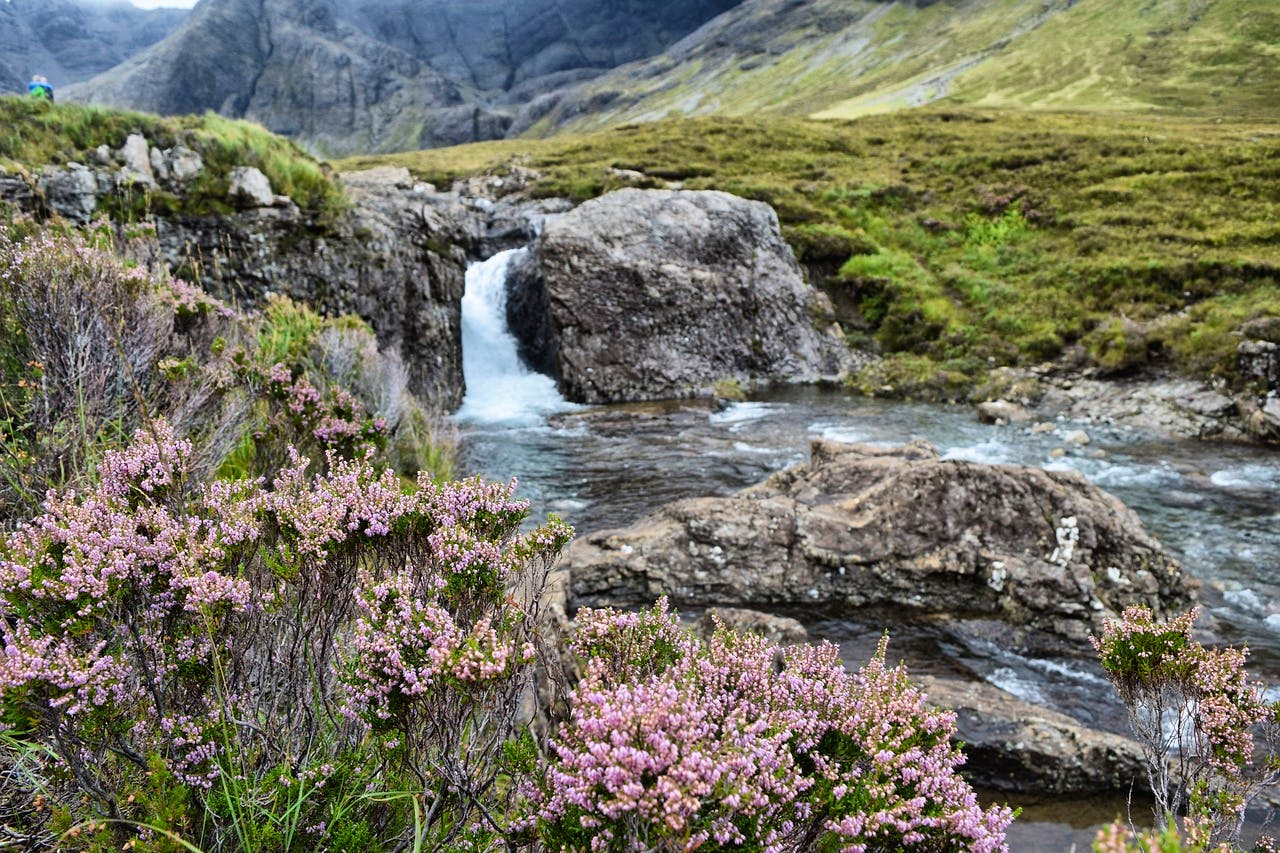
[27,75,53,101]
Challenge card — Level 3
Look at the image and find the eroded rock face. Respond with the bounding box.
[918,676,1146,794]
[567,439,1194,649]
[2,162,467,410]
[147,168,467,409]
[506,188,849,404]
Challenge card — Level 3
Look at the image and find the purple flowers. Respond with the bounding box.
[532,599,1012,852]
[1094,606,1280,847]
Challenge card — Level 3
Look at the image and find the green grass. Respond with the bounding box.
[517,0,1278,138]
[340,109,1280,394]
[0,98,345,222]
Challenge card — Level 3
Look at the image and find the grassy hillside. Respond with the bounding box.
[528,0,1279,137]
[0,97,343,220]
[342,109,1280,396]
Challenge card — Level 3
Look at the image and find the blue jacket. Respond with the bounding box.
[27,81,53,101]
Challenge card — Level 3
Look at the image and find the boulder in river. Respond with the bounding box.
[505,188,850,404]
[918,675,1146,795]
[566,439,1195,650]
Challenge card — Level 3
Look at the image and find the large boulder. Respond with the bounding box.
[566,439,1194,649]
[506,188,849,404]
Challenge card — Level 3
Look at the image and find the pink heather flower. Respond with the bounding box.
[533,604,1012,851]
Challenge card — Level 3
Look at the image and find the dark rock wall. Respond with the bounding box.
[65,0,743,154]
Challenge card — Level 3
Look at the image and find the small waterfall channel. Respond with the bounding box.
[455,249,575,425]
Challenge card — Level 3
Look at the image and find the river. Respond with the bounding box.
[453,250,1280,850]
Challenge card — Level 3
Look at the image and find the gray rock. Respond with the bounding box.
[919,676,1146,794]
[37,163,100,224]
[1240,340,1280,391]
[339,166,415,192]
[567,439,1193,650]
[118,133,155,188]
[1063,429,1091,446]
[227,167,275,208]
[1178,388,1236,418]
[506,188,849,404]
[696,607,808,645]
[1037,377,1254,443]
[1253,398,1280,439]
[976,399,1033,425]
[149,146,169,182]
[167,146,204,184]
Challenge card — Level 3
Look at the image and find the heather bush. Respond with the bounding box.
[0,228,248,517]
[0,420,571,850]
[1093,607,1280,849]
[529,598,1013,852]
[0,227,453,519]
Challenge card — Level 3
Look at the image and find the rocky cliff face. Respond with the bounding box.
[2,154,467,410]
[66,0,742,155]
[0,0,186,94]
[504,188,850,404]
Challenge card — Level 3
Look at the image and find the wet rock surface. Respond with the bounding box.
[566,438,1194,649]
[918,675,1146,795]
[505,188,851,404]
[976,365,1280,445]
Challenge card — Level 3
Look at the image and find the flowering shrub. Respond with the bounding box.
[531,599,1013,852]
[1093,606,1280,848]
[0,420,571,850]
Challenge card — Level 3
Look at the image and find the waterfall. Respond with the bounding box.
[455,248,573,425]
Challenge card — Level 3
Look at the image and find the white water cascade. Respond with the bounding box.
[455,248,574,425]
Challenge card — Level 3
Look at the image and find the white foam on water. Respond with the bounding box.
[1225,587,1267,614]
[810,421,888,445]
[730,441,783,455]
[941,439,1013,465]
[1210,465,1280,491]
[710,402,777,425]
[985,667,1046,704]
[455,249,577,426]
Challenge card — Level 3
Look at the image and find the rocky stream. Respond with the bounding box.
[455,250,1280,852]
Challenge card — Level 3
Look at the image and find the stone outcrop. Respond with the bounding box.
[1,157,467,411]
[919,676,1146,794]
[505,188,849,404]
[977,365,1278,445]
[566,439,1194,648]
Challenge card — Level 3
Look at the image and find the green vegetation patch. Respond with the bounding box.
[0,97,345,222]
[343,109,1280,392]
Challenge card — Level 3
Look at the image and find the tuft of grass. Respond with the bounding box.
[341,109,1280,389]
[0,97,346,223]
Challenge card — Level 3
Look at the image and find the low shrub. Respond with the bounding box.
[530,599,1014,852]
[0,421,571,850]
[1093,607,1280,849]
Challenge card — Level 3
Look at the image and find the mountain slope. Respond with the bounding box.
[66,0,743,155]
[0,0,186,94]
[519,0,1280,136]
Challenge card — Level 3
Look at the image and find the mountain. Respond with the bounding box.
[65,0,743,155]
[0,0,187,95]
[522,0,1280,136]
[64,0,1280,155]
